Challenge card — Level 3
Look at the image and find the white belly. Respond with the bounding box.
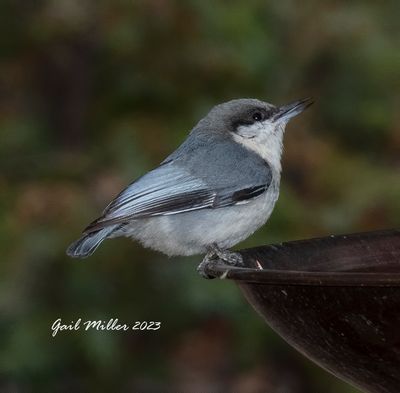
[121,183,280,256]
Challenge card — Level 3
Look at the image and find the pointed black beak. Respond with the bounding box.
[273,97,314,122]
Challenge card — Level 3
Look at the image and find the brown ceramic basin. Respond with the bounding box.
[203,229,400,393]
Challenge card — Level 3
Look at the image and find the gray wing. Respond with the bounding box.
[85,134,273,233]
[84,161,270,233]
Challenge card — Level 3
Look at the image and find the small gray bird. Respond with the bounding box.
[67,98,312,277]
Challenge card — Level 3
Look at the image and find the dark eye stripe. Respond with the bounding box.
[233,107,276,130]
[252,112,263,121]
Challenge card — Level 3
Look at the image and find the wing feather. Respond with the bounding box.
[85,165,215,231]
[85,163,270,233]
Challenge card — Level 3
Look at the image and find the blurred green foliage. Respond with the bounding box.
[0,1,399,392]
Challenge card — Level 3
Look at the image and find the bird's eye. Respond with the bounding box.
[252,112,263,122]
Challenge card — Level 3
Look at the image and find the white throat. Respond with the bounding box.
[232,121,286,174]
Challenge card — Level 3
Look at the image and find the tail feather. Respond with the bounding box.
[66,226,115,258]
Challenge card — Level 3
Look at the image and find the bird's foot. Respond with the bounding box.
[197,244,244,279]
[197,252,217,279]
[210,244,244,267]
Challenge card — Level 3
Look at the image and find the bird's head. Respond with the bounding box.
[202,97,313,171]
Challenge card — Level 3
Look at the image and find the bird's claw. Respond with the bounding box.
[214,250,244,266]
[197,253,217,279]
[197,246,244,279]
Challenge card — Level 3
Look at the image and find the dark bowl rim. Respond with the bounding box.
[205,264,400,287]
[203,228,400,286]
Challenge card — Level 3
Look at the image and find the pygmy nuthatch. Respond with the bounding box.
[67,98,313,277]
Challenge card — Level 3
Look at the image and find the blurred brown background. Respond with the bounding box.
[1,1,399,392]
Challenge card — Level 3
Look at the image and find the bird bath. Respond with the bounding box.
[203,229,400,393]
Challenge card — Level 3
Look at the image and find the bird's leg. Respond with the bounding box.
[197,243,244,279]
[197,250,218,279]
[209,243,244,267]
